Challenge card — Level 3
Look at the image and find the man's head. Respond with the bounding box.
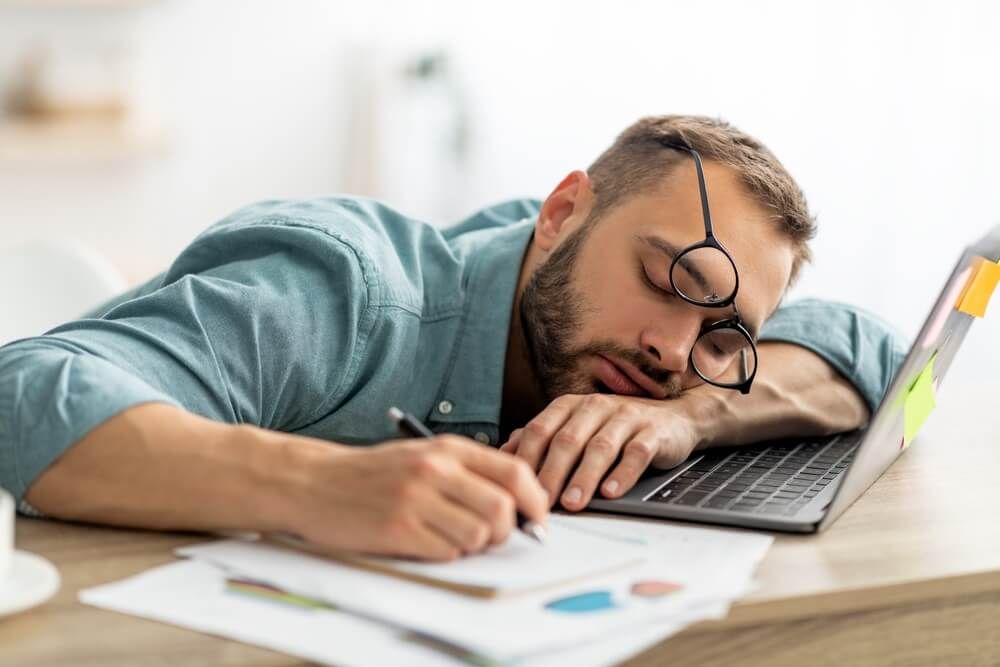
[516,115,815,401]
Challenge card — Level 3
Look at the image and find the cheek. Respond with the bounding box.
[576,281,672,350]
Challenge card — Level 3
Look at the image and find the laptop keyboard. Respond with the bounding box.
[645,436,859,516]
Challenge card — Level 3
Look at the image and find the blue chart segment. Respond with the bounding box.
[544,590,617,614]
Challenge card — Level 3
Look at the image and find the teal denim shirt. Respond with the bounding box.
[0,197,908,512]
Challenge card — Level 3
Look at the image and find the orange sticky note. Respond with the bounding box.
[956,258,1000,318]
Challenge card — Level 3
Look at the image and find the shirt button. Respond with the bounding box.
[474,432,491,445]
[437,400,453,415]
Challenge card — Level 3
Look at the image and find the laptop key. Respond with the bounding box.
[675,492,708,505]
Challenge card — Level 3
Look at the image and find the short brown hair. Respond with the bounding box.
[586,115,815,282]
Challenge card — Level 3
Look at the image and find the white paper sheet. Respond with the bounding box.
[360,517,646,592]
[80,559,466,667]
[178,514,772,662]
[80,558,727,667]
[566,513,773,586]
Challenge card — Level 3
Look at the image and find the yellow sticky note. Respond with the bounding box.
[903,355,937,448]
[956,258,1000,318]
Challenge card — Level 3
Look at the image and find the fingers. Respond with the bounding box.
[600,428,659,500]
[536,404,613,506]
[511,397,577,472]
[560,416,638,511]
[437,436,549,525]
[419,491,495,556]
[434,461,518,546]
[388,522,464,562]
[499,428,523,455]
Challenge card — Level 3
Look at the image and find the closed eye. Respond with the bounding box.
[637,262,674,298]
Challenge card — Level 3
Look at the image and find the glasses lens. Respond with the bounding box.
[670,246,737,306]
[691,327,756,386]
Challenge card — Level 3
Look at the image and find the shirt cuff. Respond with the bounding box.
[0,343,181,507]
[759,298,910,413]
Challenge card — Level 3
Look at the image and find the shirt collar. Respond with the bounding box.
[430,218,535,426]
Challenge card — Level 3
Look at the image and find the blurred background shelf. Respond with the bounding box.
[0,116,168,163]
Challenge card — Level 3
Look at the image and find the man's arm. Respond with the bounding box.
[2,215,547,559]
[24,402,547,561]
[504,299,909,509]
[672,341,871,451]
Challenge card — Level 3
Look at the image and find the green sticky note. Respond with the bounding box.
[903,354,937,447]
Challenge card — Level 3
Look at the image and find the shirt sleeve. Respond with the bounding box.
[759,298,910,413]
[0,216,376,508]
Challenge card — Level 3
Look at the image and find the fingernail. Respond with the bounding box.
[564,487,582,505]
[604,479,620,496]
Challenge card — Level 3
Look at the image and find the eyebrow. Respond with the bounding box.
[636,234,760,340]
[637,234,711,293]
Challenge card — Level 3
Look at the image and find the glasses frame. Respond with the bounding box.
[659,138,758,394]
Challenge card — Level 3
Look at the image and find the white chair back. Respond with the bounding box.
[0,241,126,346]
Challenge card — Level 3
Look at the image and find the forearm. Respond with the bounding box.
[684,342,871,449]
[23,403,337,533]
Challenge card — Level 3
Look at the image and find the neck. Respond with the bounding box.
[500,241,548,438]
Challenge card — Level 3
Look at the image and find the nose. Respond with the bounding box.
[639,305,702,373]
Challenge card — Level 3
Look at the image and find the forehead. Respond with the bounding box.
[597,161,794,322]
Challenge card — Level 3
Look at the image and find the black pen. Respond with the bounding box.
[387,407,547,544]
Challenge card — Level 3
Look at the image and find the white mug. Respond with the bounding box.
[0,489,12,584]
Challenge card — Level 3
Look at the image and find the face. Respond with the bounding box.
[519,162,794,401]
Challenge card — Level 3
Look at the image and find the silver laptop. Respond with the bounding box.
[588,224,1000,532]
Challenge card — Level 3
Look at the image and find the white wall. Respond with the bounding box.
[0,0,355,279]
[2,0,999,386]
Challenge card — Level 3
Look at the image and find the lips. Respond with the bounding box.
[596,355,667,399]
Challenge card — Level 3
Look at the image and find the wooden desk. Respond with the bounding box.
[5,386,1000,666]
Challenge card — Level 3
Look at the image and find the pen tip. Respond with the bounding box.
[387,406,404,422]
[526,522,547,544]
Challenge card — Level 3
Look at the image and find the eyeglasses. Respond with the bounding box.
[658,139,758,394]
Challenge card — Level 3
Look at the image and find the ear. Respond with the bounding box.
[534,170,594,252]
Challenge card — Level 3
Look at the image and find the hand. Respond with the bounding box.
[283,434,549,562]
[500,394,702,511]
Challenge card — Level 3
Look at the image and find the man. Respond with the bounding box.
[0,116,905,561]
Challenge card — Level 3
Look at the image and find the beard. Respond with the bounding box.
[518,223,683,401]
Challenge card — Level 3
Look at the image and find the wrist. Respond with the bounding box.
[672,386,731,450]
[228,425,347,535]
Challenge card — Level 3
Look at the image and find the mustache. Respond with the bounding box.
[579,340,683,398]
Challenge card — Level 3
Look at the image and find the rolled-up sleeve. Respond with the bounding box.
[759,298,909,412]
[0,345,180,509]
[0,216,375,508]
